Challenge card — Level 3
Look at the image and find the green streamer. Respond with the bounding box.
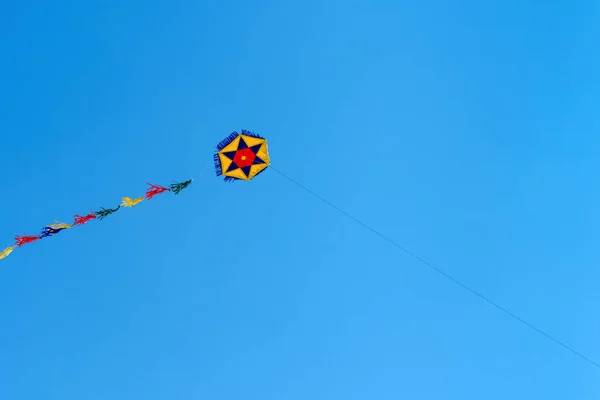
[170,180,192,195]
[95,205,120,220]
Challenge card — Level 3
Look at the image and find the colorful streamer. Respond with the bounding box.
[49,222,72,230]
[0,179,193,261]
[170,179,192,194]
[145,183,170,200]
[95,206,120,220]
[74,212,96,226]
[41,226,67,238]
[121,197,144,208]
[0,247,15,260]
[15,235,42,247]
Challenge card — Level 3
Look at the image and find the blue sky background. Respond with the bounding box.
[1,0,599,398]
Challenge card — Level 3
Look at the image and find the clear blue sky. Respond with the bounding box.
[0,0,599,398]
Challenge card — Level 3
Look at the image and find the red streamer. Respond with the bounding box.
[73,212,96,226]
[145,183,170,200]
[15,234,42,247]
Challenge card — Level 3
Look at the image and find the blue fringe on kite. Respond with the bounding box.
[240,129,264,139]
[214,153,223,176]
[216,131,240,151]
[215,130,264,152]
[215,131,240,177]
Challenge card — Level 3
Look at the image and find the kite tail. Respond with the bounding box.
[0,246,15,260]
[49,222,72,230]
[73,212,96,226]
[15,235,42,247]
[170,180,193,195]
[95,206,120,220]
[121,197,144,208]
[40,226,67,238]
[145,183,170,200]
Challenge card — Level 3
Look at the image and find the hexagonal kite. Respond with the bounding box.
[214,130,271,181]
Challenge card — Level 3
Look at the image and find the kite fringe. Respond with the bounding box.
[214,153,222,176]
[240,129,264,139]
[216,131,240,151]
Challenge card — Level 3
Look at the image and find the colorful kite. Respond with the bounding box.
[214,130,270,181]
[0,130,270,261]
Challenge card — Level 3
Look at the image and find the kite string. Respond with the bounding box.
[196,161,210,179]
[269,166,600,371]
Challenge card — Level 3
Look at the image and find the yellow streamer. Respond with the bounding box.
[49,221,72,230]
[0,247,15,260]
[121,197,144,208]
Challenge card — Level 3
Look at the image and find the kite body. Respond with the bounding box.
[214,130,270,181]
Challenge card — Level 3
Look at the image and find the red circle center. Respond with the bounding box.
[233,148,256,168]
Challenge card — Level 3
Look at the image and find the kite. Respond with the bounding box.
[214,130,270,181]
[0,130,270,261]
